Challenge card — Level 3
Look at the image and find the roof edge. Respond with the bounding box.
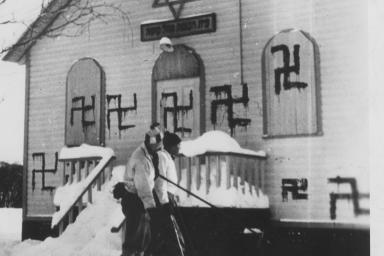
[2,0,73,64]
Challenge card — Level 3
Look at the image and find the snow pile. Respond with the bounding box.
[59,144,115,160]
[179,131,266,157]
[0,166,126,256]
[52,144,115,228]
[0,208,22,242]
[175,160,269,208]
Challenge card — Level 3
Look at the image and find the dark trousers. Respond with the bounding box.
[149,193,186,256]
[121,192,151,256]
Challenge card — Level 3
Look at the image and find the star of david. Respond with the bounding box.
[153,0,193,20]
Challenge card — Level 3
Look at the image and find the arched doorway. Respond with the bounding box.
[65,58,105,146]
[152,45,205,139]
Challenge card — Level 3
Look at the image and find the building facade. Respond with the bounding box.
[5,0,369,249]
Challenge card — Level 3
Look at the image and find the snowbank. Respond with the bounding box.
[0,208,22,242]
[0,166,126,256]
[59,144,115,160]
[179,131,266,157]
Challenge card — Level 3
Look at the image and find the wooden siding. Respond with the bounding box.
[25,0,369,226]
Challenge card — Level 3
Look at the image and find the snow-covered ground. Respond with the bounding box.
[0,167,124,256]
[0,208,22,241]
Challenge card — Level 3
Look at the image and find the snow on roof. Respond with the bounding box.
[179,131,266,157]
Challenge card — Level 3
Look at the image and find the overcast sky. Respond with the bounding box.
[0,0,43,164]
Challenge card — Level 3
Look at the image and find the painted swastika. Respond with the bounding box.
[210,83,250,136]
[70,95,95,127]
[271,44,308,95]
[32,152,58,191]
[161,90,193,134]
[281,178,308,201]
[328,176,369,220]
[107,94,137,136]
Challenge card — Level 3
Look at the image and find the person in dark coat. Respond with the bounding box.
[153,131,187,256]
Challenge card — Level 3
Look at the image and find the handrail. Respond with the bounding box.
[52,145,115,235]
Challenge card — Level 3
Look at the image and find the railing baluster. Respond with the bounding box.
[85,160,89,176]
[70,161,75,184]
[233,157,238,189]
[177,157,182,184]
[196,156,201,190]
[77,160,82,182]
[59,221,64,235]
[240,158,247,194]
[216,155,221,187]
[78,198,83,212]
[226,156,231,189]
[69,208,74,224]
[62,162,67,185]
[187,158,192,197]
[88,187,93,204]
[249,159,254,194]
[105,164,112,181]
[260,159,265,193]
[205,155,211,194]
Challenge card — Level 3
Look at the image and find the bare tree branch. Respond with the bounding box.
[0,0,132,56]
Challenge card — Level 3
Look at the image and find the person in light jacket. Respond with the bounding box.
[154,131,187,256]
[119,123,163,256]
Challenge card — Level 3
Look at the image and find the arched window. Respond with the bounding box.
[262,29,321,138]
[65,58,105,146]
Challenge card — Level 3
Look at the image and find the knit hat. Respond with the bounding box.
[163,131,181,150]
[145,122,163,146]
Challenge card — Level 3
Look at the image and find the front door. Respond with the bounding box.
[157,78,200,139]
[65,58,105,146]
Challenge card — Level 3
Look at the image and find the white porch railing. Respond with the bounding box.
[52,144,115,235]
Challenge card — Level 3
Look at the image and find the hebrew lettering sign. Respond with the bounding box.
[141,13,216,41]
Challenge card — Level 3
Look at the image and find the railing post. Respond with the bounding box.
[88,187,93,204]
[240,158,246,194]
[260,159,265,193]
[196,156,201,190]
[85,160,90,176]
[233,157,238,189]
[249,159,255,194]
[62,162,67,186]
[187,157,192,196]
[69,208,74,224]
[226,155,231,189]
[216,155,221,187]
[70,161,75,184]
[77,161,82,182]
[59,222,64,235]
[205,155,211,194]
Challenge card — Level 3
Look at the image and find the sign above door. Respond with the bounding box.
[141,13,216,41]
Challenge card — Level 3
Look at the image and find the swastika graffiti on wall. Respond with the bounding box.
[70,95,96,128]
[210,83,250,136]
[107,94,137,137]
[32,152,58,191]
[281,178,308,201]
[328,176,369,220]
[161,90,193,134]
[271,44,308,95]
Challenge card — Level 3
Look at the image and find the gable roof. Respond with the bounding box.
[2,0,72,64]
